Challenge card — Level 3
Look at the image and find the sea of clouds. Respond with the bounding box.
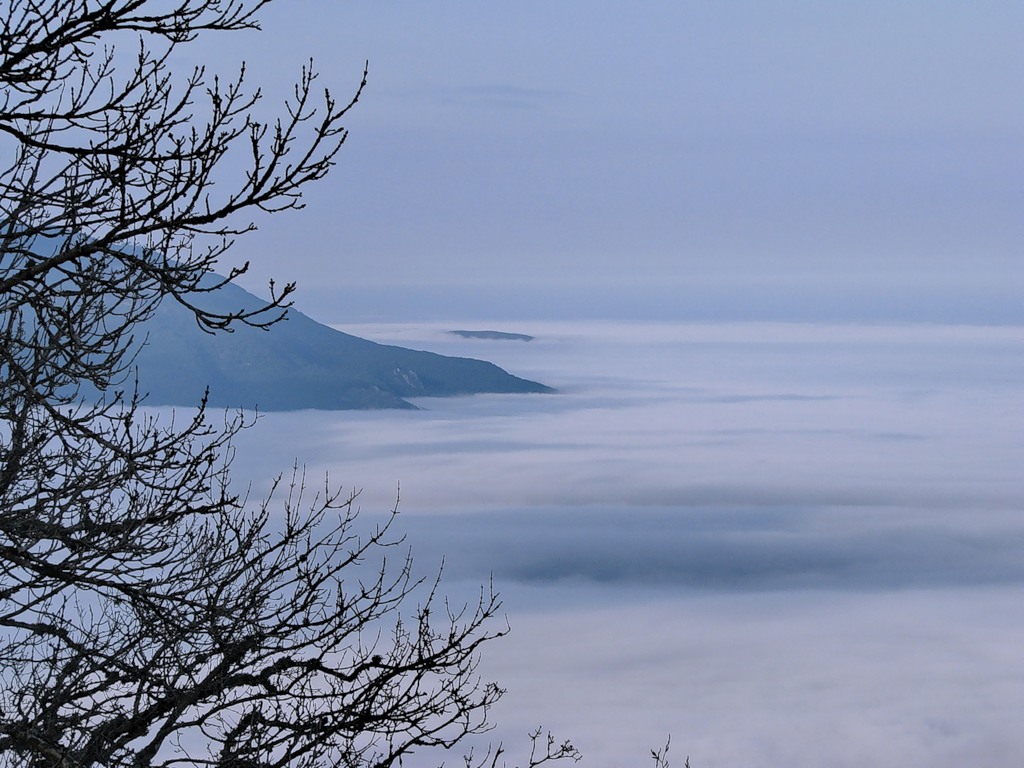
[226,320,1023,768]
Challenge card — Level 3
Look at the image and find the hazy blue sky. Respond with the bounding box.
[194,1,1023,323]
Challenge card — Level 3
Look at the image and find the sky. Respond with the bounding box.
[223,321,1024,767]
[184,0,1024,324]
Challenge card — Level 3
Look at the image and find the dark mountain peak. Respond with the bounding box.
[130,280,553,410]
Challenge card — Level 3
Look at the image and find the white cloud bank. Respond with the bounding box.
[223,320,1022,767]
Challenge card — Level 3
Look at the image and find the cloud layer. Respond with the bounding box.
[223,320,1023,766]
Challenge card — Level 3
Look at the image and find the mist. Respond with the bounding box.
[223,319,1023,767]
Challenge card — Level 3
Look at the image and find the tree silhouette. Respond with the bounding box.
[0,3,577,766]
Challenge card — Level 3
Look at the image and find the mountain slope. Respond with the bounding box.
[130,281,553,410]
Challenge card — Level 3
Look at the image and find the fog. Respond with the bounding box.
[224,320,1023,767]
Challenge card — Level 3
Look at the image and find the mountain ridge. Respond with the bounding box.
[127,280,553,410]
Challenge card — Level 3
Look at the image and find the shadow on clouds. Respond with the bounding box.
[399,505,1024,591]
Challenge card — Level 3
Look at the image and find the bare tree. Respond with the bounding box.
[0,2,577,766]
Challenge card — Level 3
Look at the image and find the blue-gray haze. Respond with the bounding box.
[183,1,1021,326]
[163,3,1024,765]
